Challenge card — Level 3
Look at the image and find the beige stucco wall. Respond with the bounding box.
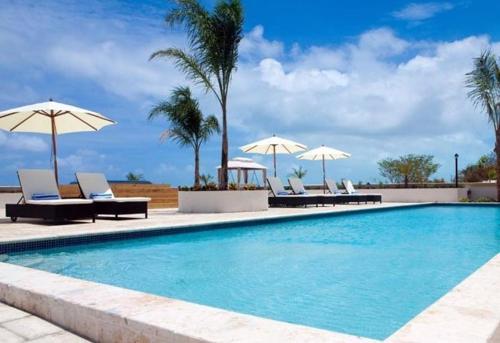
[0,193,22,208]
[178,190,268,213]
[466,183,497,201]
[309,188,469,203]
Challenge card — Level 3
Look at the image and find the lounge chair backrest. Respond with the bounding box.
[288,178,307,194]
[18,169,61,202]
[342,179,357,194]
[76,172,115,199]
[267,177,288,196]
[326,179,342,194]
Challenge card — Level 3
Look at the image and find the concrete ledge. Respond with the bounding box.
[387,254,500,343]
[178,190,268,213]
[0,263,376,343]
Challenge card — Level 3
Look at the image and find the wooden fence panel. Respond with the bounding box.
[59,184,178,209]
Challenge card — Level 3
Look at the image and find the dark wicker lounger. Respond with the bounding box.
[6,169,95,223]
[268,195,322,207]
[76,172,150,219]
[267,176,322,207]
[6,202,95,223]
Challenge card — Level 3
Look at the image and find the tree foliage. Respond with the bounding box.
[148,86,220,187]
[460,153,497,182]
[289,166,307,179]
[465,50,500,200]
[378,154,440,187]
[126,172,144,182]
[151,0,243,189]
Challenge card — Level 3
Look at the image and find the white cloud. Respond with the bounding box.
[0,132,49,152]
[240,25,284,61]
[393,2,454,21]
[0,0,498,184]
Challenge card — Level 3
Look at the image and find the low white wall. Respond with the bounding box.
[466,183,497,201]
[178,190,268,213]
[0,193,22,208]
[358,188,469,203]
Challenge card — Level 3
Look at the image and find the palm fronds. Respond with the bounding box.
[465,50,500,131]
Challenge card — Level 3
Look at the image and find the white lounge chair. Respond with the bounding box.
[267,177,320,207]
[5,169,94,222]
[342,179,382,203]
[76,172,150,218]
[325,179,345,194]
[288,177,343,206]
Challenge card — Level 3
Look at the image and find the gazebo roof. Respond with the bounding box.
[217,157,267,170]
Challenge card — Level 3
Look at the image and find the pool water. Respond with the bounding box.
[7,205,500,339]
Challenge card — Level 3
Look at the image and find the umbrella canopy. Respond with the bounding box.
[240,135,306,177]
[297,145,351,193]
[0,100,116,183]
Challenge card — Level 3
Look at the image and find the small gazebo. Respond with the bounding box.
[217,157,267,189]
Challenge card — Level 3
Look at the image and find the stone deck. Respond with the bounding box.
[0,302,89,342]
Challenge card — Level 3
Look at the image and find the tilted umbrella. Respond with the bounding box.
[240,134,307,177]
[297,145,351,193]
[0,99,116,183]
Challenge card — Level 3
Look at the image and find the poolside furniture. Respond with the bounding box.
[5,169,95,223]
[325,179,345,194]
[267,177,320,207]
[288,177,343,206]
[342,179,382,204]
[76,172,150,218]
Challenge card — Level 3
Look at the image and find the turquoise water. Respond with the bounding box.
[7,205,500,339]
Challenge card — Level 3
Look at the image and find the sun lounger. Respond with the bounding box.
[342,179,382,204]
[267,177,320,207]
[288,177,340,206]
[324,178,364,204]
[5,169,95,222]
[76,172,150,218]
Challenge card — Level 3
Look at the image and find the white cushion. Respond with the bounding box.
[92,197,150,203]
[25,199,92,205]
[18,169,61,201]
[76,172,115,199]
[288,178,307,194]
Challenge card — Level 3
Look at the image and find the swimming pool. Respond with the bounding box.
[6,205,500,340]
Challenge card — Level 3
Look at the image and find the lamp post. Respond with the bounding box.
[454,153,459,188]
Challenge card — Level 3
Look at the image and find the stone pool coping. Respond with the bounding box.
[0,262,377,343]
[0,203,498,342]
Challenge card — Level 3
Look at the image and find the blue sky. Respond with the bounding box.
[0,0,499,186]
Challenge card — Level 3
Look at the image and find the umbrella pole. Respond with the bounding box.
[50,112,59,185]
[322,155,326,194]
[273,145,277,177]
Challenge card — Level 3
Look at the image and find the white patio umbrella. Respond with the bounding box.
[0,99,116,184]
[240,134,306,177]
[297,145,351,193]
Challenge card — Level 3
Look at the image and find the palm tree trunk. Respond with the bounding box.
[496,127,500,201]
[194,147,200,188]
[220,99,229,190]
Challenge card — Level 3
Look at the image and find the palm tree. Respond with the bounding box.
[149,86,220,188]
[150,0,243,190]
[289,166,308,179]
[126,172,144,183]
[466,50,500,200]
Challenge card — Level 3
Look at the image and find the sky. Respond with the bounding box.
[0,0,499,186]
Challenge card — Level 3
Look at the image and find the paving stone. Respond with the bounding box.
[0,326,25,343]
[27,331,90,343]
[0,304,30,323]
[2,316,62,340]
